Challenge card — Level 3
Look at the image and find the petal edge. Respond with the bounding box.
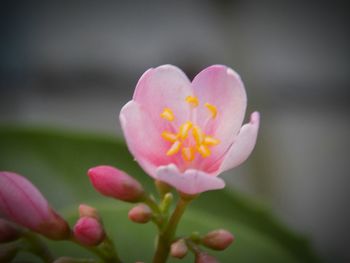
[218,111,260,174]
[156,164,225,195]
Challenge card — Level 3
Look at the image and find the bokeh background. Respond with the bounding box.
[1,1,349,262]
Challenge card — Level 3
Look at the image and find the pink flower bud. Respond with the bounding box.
[88,166,145,202]
[170,239,188,259]
[79,204,100,220]
[128,204,152,224]
[195,252,219,263]
[202,229,234,251]
[73,217,105,246]
[0,219,22,243]
[0,171,70,240]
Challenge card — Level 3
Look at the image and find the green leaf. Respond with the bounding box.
[0,127,320,263]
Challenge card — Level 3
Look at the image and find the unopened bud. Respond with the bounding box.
[79,204,100,220]
[128,204,152,224]
[88,166,144,202]
[202,229,234,251]
[195,252,219,263]
[170,239,188,259]
[0,219,22,243]
[73,217,105,246]
[0,171,70,240]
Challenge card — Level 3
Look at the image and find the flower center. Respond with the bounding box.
[160,96,220,162]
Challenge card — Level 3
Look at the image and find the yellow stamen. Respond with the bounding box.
[204,136,220,146]
[192,125,204,146]
[166,141,182,156]
[179,121,193,139]
[182,147,195,162]
[186,96,199,107]
[161,108,175,121]
[161,131,178,143]
[198,144,211,158]
[205,103,217,118]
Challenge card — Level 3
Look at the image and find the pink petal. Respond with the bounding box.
[120,101,170,178]
[192,65,247,141]
[191,65,247,172]
[156,164,225,195]
[218,112,260,174]
[133,65,193,130]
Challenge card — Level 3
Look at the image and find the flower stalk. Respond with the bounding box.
[153,195,193,263]
[71,235,121,263]
[21,231,55,263]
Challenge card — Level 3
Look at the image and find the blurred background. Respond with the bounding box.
[0,1,349,262]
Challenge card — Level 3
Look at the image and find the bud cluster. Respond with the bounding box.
[73,204,105,246]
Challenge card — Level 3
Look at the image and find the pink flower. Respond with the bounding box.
[120,65,260,195]
[0,171,70,240]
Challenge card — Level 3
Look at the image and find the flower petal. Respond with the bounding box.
[192,65,247,150]
[133,65,193,129]
[191,66,247,174]
[120,101,170,178]
[218,112,260,173]
[156,164,225,195]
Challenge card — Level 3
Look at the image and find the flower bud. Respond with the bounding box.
[88,166,144,202]
[73,217,105,246]
[79,204,100,220]
[0,171,70,240]
[195,252,219,263]
[170,239,188,259]
[202,229,234,251]
[0,219,22,243]
[128,204,152,224]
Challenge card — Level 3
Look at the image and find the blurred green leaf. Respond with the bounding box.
[0,127,319,263]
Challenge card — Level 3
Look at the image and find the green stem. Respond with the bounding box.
[152,196,192,263]
[22,232,54,263]
[143,195,161,214]
[71,235,122,263]
[143,195,163,229]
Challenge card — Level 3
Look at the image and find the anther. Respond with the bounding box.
[161,131,178,143]
[185,96,199,107]
[198,144,211,158]
[179,121,193,139]
[182,147,195,162]
[192,125,204,146]
[161,108,175,121]
[204,136,220,146]
[166,141,182,156]
[205,103,217,118]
